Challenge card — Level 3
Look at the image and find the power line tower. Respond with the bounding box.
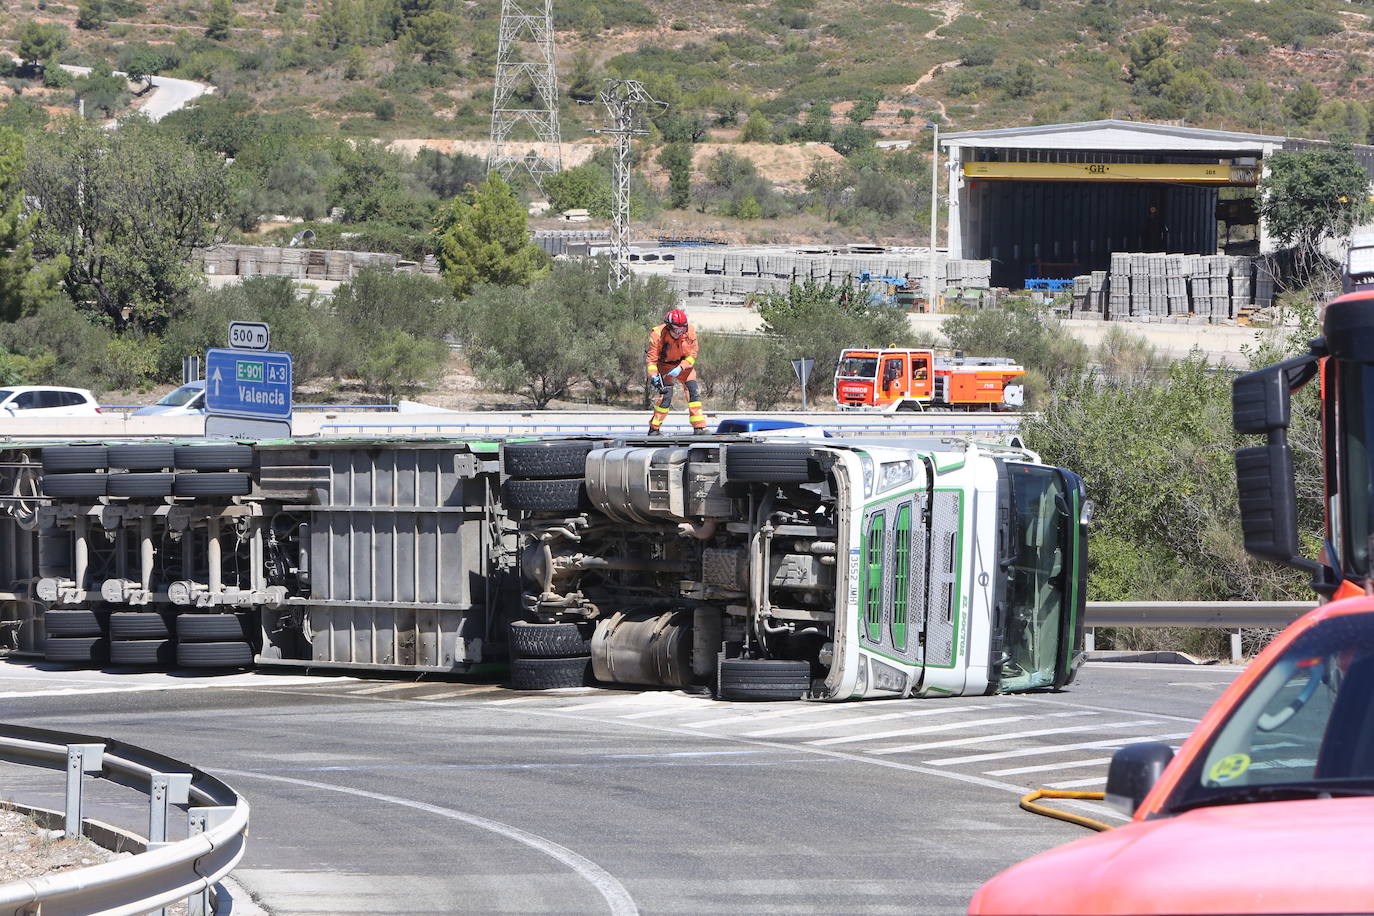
[592,79,666,290]
[487,0,561,189]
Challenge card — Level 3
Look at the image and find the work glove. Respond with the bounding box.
[666,365,683,379]
[650,374,665,392]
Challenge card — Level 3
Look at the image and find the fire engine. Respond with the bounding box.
[834,348,1026,411]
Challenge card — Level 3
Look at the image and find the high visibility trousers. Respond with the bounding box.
[650,379,706,430]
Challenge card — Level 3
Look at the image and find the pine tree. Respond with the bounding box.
[434,175,546,298]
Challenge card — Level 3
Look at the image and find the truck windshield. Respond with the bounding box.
[1000,464,1075,691]
[838,357,878,379]
[1166,612,1374,813]
[1334,360,1374,578]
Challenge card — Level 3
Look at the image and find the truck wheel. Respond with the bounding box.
[725,445,823,484]
[174,444,254,471]
[41,473,108,498]
[111,638,176,666]
[44,609,105,637]
[173,472,252,497]
[177,640,254,668]
[509,621,591,658]
[509,656,592,690]
[717,658,812,701]
[108,473,174,498]
[110,612,174,640]
[502,478,592,512]
[107,443,176,470]
[45,636,109,665]
[503,440,600,479]
[177,613,248,642]
[41,445,108,472]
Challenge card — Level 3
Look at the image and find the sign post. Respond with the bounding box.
[791,357,815,412]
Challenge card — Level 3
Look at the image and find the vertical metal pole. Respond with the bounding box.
[187,810,210,916]
[65,747,85,838]
[73,516,89,593]
[1085,628,1095,653]
[1231,629,1243,665]
[928,122,940,314]
[140,516,155,593]
[207,518,222,600]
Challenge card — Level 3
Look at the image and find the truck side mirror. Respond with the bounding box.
[1105,742,1175,815]
[1232,352,1320,435]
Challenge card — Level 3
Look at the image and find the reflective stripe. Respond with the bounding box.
[646,365,658,373]
[683,356,696,366]
[687,402,703,408]
[653,406,671,414]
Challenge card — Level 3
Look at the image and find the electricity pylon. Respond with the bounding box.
[593,79,666,289]
[488,0,561,189]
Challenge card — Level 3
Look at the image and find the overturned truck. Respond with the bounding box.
[0,433,1087,700]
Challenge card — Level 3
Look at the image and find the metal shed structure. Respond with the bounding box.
[938,120,1286,289]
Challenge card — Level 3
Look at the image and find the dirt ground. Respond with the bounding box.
[0,806,121,882]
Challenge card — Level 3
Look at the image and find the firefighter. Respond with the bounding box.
[646,308,707,435]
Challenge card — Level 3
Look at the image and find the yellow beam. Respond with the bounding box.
[962,161,1259,185]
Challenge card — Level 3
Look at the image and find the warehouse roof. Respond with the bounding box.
[940,119,1285,153]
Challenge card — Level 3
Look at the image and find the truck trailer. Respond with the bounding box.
[0,432,1087,700]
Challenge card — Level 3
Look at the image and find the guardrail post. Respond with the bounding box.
[149,772,192,842]
[187,806,235,916]
[1084,628,1095,653]
[64,743,104,838]
[1231,629,1243,665]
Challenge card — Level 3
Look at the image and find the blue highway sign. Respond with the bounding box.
[206,348,293,421]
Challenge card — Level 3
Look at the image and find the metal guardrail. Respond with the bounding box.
[316,418,1022,439]
[1084,601,1316,663]
[0,723,249,916]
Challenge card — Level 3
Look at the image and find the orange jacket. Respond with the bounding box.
[645,323,699,382]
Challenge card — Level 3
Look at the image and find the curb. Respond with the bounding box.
[1087,650,1215,665]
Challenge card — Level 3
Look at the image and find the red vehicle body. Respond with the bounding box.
[970,290,1374,915]
[833,348,1026,411]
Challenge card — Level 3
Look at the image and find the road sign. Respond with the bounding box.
[206,348,292,421]
[228,321,270,350]
[791,357,815,412]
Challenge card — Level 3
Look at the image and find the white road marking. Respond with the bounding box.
[421,687,502,700]
[220,769,639,916]
[1046,776,1108,789]
[985,757,1114,776]
[350,683,424,695]
[744,703,1006,737]
[677,704,838,729]
[807,714,1033,746]
[870,715,1132,755]
[926,731,1193,766]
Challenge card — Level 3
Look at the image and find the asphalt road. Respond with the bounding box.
[0,660,1237,915]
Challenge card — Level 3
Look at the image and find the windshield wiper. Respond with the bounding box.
[1169,782,1374,813]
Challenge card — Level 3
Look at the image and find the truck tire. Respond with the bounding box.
[503,440,600,479]
[509,621,591,658]
[111,638,176,666]
[45,636,109,665]
[177,640,254,668]
[176,613,248,642]
[44,609,105,637]
[109,611,174,640]
[173,472,252,497]
[174,444,254,471]
[41,445,108,473]
[509,656,592,690]
[108,473,174,498]
[502,478,591,512]
[41,473,107,498]
[107,443,176,470]
[717,658,812,701]
[725,445,823,484]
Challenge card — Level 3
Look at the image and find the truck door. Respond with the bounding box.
[878,354,908,405]
[909,353,933,401]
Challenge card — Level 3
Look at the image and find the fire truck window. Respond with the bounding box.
[912,362,928,381]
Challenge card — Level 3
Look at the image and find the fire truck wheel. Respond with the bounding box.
[110,638,176,666]
[44,609,105,637]
[45,636,109,665]
[502,478,593,512]
[503,440,602,480]
[110,612,174,640]
[177,640,254,668]
[176,613,249,642]
[716,658,812,701]
[509,655,592,690]
[41,445,109,473]
[724,445,824,484]
[509,621,591,658]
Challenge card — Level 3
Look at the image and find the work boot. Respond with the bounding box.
[693,427,708,436]
[647,427,662,436]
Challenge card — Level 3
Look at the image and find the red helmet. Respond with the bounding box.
[664,308,687,328]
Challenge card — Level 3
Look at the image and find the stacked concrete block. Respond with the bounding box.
[1254,259,1276,309]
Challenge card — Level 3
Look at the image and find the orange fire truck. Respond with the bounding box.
[833,348,1026,411]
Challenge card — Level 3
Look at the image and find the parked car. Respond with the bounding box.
[969,598,1374,915]
[0,386,101,417]
[132,380,206,417]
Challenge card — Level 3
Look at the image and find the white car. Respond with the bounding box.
[132,380,206,417]
[0,386,102,417]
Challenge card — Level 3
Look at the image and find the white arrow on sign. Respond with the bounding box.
[211,367,223,398]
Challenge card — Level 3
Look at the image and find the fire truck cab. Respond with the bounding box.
[834,349,1026,412]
